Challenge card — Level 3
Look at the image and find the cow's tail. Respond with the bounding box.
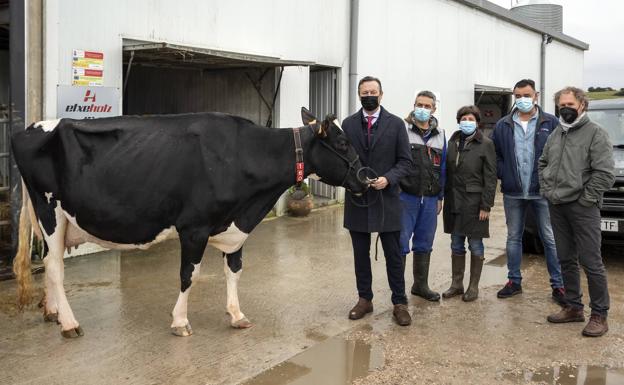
[14,180,34,309]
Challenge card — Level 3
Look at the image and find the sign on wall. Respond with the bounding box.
[72,49,104,86]
[57,85,120,119]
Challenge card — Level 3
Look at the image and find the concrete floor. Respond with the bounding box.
[0,201,622,385]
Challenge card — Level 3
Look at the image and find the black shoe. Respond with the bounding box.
[497,281,522,298]
[552,287,567,306]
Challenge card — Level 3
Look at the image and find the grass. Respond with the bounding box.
[587,90,624,100]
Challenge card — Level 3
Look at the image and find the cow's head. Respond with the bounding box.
[301,107,368,195]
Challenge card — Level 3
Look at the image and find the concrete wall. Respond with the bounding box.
[353,0,584,133]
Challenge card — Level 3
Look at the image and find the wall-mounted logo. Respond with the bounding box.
[57,85,119,119]
[83,90,97,103]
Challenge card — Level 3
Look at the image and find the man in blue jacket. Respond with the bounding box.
[491,79,565,304]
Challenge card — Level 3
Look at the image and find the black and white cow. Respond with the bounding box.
[12,108,367,338]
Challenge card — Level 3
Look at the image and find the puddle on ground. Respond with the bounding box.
[243,337,384,385]
[504,365,624,384]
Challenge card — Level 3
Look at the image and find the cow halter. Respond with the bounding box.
[292,124,363,190]
[292,127,305,186]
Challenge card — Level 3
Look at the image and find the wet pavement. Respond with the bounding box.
[0,200,623,384]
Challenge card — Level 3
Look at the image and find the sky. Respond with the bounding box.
[488,0,624,89]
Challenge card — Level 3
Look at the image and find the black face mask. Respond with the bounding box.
[360,96,379,112]
[559,107,579,124]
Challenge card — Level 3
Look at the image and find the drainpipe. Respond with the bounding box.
[348,0,359,114]
[540,33,552,107]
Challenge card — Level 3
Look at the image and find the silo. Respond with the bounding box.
[510,0,563,33]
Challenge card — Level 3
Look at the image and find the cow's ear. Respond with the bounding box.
[301,107,318,125]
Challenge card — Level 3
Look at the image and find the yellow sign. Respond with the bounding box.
[72,49,104,86]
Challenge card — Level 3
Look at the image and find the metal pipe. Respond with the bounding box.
[123,50,135,94]
[348,0,359,114]
[540,33,550,107]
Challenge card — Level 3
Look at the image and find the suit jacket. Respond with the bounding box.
[342,106,414,232]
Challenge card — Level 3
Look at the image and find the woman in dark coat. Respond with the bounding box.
[442,105,497,302]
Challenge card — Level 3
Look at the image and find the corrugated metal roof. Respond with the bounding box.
[122,41,315,70]
[453,0,589,50]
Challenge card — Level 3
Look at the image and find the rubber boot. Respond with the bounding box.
[442,253,465,298]
[462,254,485,302]
[410,252,440,301]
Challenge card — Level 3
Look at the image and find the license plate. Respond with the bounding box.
[601,219,619,232]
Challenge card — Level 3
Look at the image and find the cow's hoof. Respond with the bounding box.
[231,317,253,329]
[171,324,193,337]
[44,312,59,324]
[61,326,84,338]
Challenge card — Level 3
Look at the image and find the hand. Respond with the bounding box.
[437,200,443,215]
[371,177,388,190]
[479,210,490,221]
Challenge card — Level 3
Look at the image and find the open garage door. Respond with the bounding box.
[122,40,313,126]
[474,84,512,139]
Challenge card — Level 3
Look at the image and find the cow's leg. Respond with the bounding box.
[41,211,82,338]
[224,249,252,329]
[42,258,59,324]
[37,243,59,324]
[171,228,208,337]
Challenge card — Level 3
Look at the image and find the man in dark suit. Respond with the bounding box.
[342,76,414,326]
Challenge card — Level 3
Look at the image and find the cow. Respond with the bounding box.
[11,107,368,338]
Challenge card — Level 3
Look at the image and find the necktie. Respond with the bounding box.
[367,115,373,146]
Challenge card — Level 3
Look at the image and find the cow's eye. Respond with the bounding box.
[335,139,348,153]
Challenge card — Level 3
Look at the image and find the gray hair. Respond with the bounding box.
[554,86,589,108]
[416,90,437,107]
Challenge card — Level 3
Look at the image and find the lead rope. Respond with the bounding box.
[351,167,384,261]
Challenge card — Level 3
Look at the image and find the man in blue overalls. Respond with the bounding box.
[399,90,447,301]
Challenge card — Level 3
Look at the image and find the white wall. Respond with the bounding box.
[274,66,311,216]
[353,0,584,133]
[43,0,351,121]
[544,40,585,111]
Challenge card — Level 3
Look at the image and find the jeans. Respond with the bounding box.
[451,233,484,256]
[503,196,563,288]
[349,230,407,305]
[399,193,438,255]
[549,201,609,316]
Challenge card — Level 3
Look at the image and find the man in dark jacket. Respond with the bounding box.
[399,90,447,302]
[342,76,414,326]
[540,86,615,337]
[491,79,565,303]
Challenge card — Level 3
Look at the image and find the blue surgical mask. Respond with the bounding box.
[459,121,477,135]
[515,97,535,113]
[413,107,431,122]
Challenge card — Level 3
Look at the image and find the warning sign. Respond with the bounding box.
[72,49,104,86]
